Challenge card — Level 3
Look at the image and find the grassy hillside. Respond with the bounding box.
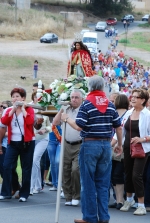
[0,3,71,40]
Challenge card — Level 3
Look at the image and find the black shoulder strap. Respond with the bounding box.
[15,112,23,136]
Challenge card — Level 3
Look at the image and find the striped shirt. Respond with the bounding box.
[76,100,121,138]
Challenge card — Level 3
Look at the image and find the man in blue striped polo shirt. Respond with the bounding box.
[61,76,122,223]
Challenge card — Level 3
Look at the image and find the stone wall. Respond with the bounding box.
[17,0,30,9]
[145,0,150,9]
[60,11,83,27]
[131,0,145,9]
[130,0,150,10]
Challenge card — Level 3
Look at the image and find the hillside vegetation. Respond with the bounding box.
[0,3,76,40]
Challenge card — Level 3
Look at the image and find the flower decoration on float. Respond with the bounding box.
[37,75,89,110]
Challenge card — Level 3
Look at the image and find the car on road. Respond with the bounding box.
[95,21,107,31]
[121,14,134,22]
[80,29,90,35]
[40,33,58,43]
[142,14,149,21]
[106,18,117,26]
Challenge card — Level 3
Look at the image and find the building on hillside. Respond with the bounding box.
[60,11,84,27]
[129,0,150,11]
[17,0,30,9]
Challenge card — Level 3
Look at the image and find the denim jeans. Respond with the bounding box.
[47,140,61,188]
[0,146,6,178]
[0,146,21,191]
[1,140,35,199]
[79,140,112,223]
[143,156,150,207]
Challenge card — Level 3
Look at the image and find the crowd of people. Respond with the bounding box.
[92,48,150,99]
[0,39,150,223]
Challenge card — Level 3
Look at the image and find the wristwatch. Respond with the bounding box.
[143,137,146,141]
[64,117,69,122]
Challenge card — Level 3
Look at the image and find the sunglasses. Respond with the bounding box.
[131,96,141,99]
[0,105,7,109]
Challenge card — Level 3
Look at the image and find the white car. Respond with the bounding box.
[95,21,107,31]
[142,14,149,21]
[80,29,90,35]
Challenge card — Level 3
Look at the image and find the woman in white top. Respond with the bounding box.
[0,87,35,202]
[120,88,150,215]
[30,93,51,194]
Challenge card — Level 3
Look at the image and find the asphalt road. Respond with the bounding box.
[87,21,144,53]
[0,184,149,223]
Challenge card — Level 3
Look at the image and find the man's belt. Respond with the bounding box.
[66,140,82,145]
[83,138,111,141]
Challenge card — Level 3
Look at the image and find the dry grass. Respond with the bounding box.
[0,4,77,39]
[0,54,67,102]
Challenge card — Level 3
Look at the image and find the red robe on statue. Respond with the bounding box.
[67,49,93,77]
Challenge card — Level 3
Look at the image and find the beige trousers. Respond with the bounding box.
[62,141,81,201]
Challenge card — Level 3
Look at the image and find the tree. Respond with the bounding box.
[0,0,14,4]
[87,0,133,16]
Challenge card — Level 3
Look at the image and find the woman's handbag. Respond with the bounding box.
[130,117,145,158]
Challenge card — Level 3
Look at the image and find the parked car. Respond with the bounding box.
[40,33,58,43]
[121,15,134,22]
[142,14,150,21]
[106,18,117,26]
[95,21,107,31]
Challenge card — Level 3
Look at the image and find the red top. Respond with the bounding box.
[1,107,35,143]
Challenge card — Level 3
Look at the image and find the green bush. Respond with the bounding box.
[119,39,130,44]
[138,23,150,28]
[137,12,143,15]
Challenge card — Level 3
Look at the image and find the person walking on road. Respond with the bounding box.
[115,35,119,47]
[123,20,126,29]
[53,89,83,206]
[61,76,122,223]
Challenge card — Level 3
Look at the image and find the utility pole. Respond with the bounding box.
[62,12,67,46]
[15,0,18,24]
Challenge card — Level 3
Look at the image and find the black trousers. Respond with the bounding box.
[111,160,124,186]
[124,146,148,198]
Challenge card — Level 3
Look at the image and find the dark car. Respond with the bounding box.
[40,33,58,43]
[106,18,117,26]
[121,15,134,22]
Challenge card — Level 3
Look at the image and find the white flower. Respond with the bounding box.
[56,86,59,91]
[65,83,73,88]
[53,92,58,97]
[42,96,47,103]
[54,79,59,83]
[49,83,56,89]
[60,92,68,101]
[46,93,51,102]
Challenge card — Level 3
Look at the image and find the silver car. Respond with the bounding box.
[95,22,107,31]
[142,14,150,21]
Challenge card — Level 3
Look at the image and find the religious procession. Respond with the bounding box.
[0,29,150,223]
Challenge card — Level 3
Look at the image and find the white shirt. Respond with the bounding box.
[11,113,24,141]
[111,83,119,93]
[34,115,51,140]
[109,69,115,78]
[122,107,150,153]
[65,106,81,142]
